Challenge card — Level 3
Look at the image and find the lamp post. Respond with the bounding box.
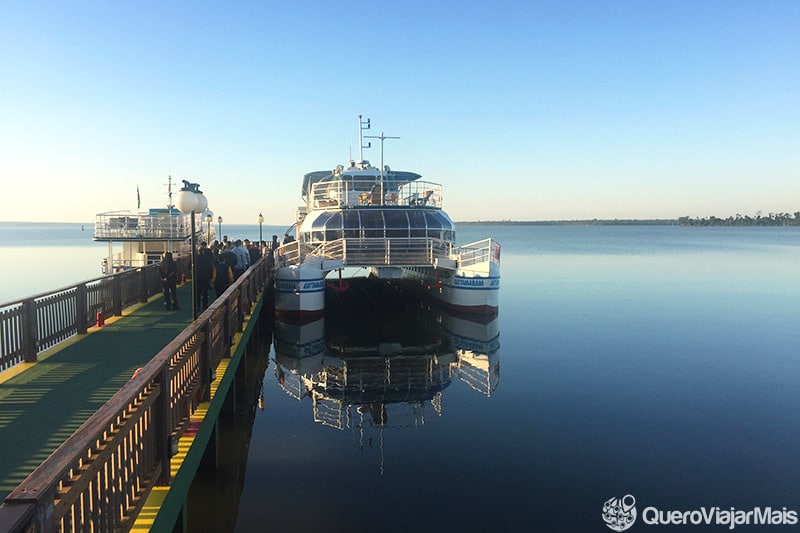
[217,216,223,240]
[257,213,264,248]
[205,213,213,243]
[175,180,208,320]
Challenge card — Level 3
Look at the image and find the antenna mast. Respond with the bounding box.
[358,114,371,163]
[364,131,401,205]
[163,175,175,251]
[164,175,174,209]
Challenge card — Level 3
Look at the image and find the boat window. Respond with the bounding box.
[384,210,410,238]
[408,210,427,238]
[426,211,456,240]
[360,210,385,238]
[311,211,335,230]
[308,212,334,242]
[342,210,361,239]
[424,211,443,239]
[324,212,343,241]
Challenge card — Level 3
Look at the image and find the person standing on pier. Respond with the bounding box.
[213,251,234,297]
[245,238,261,265]
[158,252,179,310]
[195,243,215,310]
[232,239,250,279]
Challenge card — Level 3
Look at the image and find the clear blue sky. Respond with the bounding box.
[1,1,798,224]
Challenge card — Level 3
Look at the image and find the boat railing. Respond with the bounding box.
[300,237,452,267]
[455,353,500,398]
[397,181,442,208]
[309,179,442,209]
[277,236,499,271]
[275,240,318,266]
[94,210,194,241]
[454,238,501,268]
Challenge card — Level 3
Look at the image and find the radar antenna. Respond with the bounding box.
[365,131,401,205]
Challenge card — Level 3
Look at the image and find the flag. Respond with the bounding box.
[137,185,141,209]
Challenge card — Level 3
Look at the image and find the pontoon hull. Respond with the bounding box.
[274,264,326,321]
[399,265,500,316]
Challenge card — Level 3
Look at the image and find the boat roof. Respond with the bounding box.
[302,167,421,197]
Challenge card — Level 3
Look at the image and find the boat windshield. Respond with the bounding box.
[301,209,454,243]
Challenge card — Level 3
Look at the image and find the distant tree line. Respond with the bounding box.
[460,219,677,226]
[457,213,800,226]
[678,212,800,227]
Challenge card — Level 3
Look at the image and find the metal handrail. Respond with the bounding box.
[309,179,443,209]
[0,254,190,373]
[455,238,501,268]
[93,211,196,241]
[276,237,453,268]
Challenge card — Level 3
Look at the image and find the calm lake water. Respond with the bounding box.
[193,224,799,532]
[3,223,799,531]
[0,222,289,303]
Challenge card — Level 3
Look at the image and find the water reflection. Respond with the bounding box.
[272,282,501,435]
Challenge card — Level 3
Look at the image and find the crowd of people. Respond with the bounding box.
[158,233,286,312]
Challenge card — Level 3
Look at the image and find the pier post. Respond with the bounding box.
[112,274,123,317]
[199,324,212,402]
[21,299,38,363]
[154,366,173,485]
[75,283,88,334]
[224,300,233,356]
[139,267,148,303]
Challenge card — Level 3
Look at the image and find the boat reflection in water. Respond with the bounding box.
[271,280,500,437]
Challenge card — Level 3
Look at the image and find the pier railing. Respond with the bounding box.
[0,256,271,533]
[0,256,190,373]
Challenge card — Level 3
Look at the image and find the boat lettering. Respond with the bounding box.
[454,278,486,287]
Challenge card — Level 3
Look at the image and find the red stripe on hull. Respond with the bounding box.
[274,308,325,325]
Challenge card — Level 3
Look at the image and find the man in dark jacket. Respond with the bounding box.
[214,252,234,297]
[195,243,215,310]
[245,239,261,265]
[158,252,179,310]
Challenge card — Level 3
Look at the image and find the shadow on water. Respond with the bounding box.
[185,278,500,531]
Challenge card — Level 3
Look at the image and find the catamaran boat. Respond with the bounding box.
[274,116,500,319]
[93,178,213,273]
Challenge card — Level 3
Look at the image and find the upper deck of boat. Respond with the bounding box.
[304,163,443,211]
[93,209,195,242]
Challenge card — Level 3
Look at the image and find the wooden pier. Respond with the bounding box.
[0,257,272,532]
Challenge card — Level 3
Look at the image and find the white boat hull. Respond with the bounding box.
[274,263,326,321]
[397,263,500,315]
